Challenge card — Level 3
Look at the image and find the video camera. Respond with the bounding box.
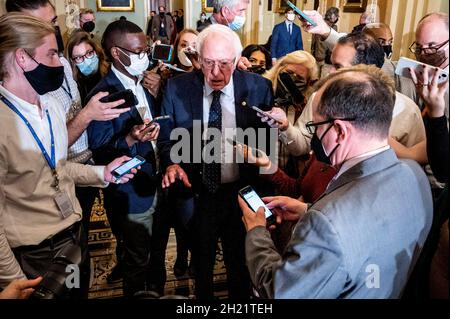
[31,244,82,299]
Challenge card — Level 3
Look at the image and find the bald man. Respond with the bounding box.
[363,23,417,102]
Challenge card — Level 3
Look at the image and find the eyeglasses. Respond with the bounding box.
[116,46,152,60]
[409,40,449,56]
[201,58,236,70]
[72,50,96,64]
[306,118,356,135]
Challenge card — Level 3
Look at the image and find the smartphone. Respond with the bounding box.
[99,89,138,109]
[112,156,146,179]
[239,186,276,225]
[163,62,187,73]
[247,65,266,75]
[152,44,173,63]
[395,57,449,84]
[286,0,318,27]
[251,105,282,124]
[145,115,171,128]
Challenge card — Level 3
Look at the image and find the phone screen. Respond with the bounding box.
[153,45,173,62]
[113,157,145,177]
[241,188,273,218]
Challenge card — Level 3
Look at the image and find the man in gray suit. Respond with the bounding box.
[239,65,433,299]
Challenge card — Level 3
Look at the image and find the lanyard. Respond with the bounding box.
[61,75,73,101]
[1,95,57,175]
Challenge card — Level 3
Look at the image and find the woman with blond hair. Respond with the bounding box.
[263,50,319,177]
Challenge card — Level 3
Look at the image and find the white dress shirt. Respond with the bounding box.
[111,65,157,150]
[0,85,107,287]
[285,21,293,35]
[203,78,239,184]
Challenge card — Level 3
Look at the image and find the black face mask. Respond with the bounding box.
[278,72,307,105]
[82,21,95,33]
[54,26,65,53]
[416,50,448,68]
[382,45,393,59]
[310,125,339,165]
[23,53,64,95]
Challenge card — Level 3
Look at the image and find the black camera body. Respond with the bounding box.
[31,245,82,299]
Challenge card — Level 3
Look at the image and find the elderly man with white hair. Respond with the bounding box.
[158,24,275,299]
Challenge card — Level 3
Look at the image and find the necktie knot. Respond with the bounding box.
[213,90,222,100]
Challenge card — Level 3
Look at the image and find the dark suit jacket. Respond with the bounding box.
[158,70,275,196]
[271,21,303,59]
[86,69,159,214]
[246,149,433,298]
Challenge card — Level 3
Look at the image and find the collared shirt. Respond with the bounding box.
[285,20,293,35]
[111,65,156,150]
[48,56,92,163]
[203,78,239,183]
[0,85,107,286]
[334,145,391,182]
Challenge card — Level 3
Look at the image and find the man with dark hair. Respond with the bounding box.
[239,65,433,298]
[269,29,426,165]
[150,5,174,44]
[271,8,303,64]
[87,20,162,298]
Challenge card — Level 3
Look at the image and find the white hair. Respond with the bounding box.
[197,24,243,63]
[212,0,240,13]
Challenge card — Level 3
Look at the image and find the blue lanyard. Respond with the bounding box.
[0,95,56,171]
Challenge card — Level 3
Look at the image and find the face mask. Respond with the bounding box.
[416,50,448,68]
[23,53,64,95]
[382,45,392,59]
[278,72,307,105]
[310,125,339,165]
[228,15,246,31]
[77,54,99,76]
[287,13,295,22]
[117,49,150,76]
[201,15,206,22]
[82,21,95,33]
[178,49,192,67]
[54,26,65,53]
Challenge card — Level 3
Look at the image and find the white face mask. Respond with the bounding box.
[117,48,150,76]
[287,13,295,21]
[178,49,192,67]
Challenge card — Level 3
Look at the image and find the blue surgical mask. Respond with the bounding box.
[228,15,246,31]
[77,54,99,76]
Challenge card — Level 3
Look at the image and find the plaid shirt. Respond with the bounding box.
[48,56,92,163]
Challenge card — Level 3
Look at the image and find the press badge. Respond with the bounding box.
[54,191,75,219]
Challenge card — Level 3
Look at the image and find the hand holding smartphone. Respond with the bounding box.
[239,186,276,226]
[395,57,449,84]
[99,89,138,109]
[112,156,146,179]
[251,106,283,124]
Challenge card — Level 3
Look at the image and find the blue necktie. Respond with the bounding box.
[203,90,222,193]
[288,23,292,35]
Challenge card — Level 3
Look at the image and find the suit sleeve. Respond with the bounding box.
[245,210,347,299]
[157,79,176,170]
[271,25,280,59]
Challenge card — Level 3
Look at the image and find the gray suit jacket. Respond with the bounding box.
[245,149,433,298]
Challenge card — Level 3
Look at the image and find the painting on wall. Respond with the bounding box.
[343,0,368,13]
[97,0,135,12]
[202,0,214,13]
